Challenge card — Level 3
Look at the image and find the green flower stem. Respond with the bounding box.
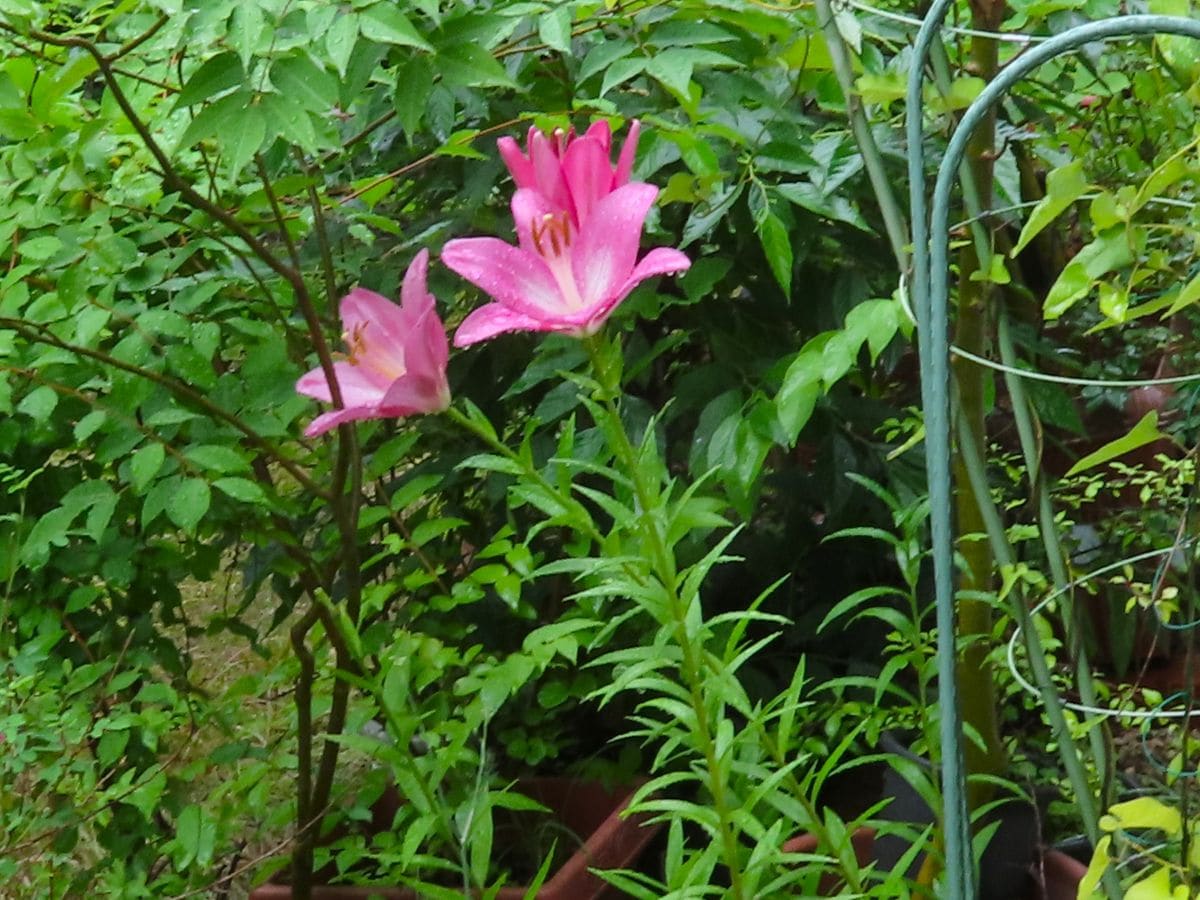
[584,334,749,900]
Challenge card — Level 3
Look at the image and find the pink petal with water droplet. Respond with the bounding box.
[453,303,552,346]
[441,235,571,320]
[570,182,659,308]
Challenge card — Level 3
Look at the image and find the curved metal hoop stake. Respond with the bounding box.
[905,8,1200,897]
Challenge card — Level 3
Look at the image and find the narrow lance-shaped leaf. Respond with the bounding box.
[1065,411,1172,477]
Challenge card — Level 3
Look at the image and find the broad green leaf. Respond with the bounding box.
[1166,268,1200,316]
[224,103,266,175]
[177,90,254,150]
[776,181,870,231]
[185,445,250,474]
[17,385,56,421]
[929,76,985,113]
[856,72,906,107]
[1011,159,1089,256]
[1100,796,1182,834]
[230,4,265,69]
[260,92,318,154]
[1065,411,1171,477]
[437,45,514,89]
[1044,227,1135,319]
[1132,152,1189,215]
[174,804,214,869]
[213,477,266,504]
[756,210,792,298]
[1089,190,1122,230]
[326,11,360,77]
[844,298,901,362]
[394,56,434,137]
[1125,866,1185,900]
[578,39,633,83]
[968,253,1010,285]
[538,5,571,53]
[776,356,820,445]
[74,411,106,442]
[270,54,338,113]
[167,479,211,533]
[833,7,861,53]
[130,443,166,493]
[600,56,646,97]
[18,235,62,261]
[1042,261,1090,319]
[174,52,244,109]
[646,48,695,97]
[360,3,433,51]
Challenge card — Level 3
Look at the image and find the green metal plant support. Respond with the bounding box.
[906,9,1200,898]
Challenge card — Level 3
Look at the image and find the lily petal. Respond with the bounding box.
[380,372,450,416]
[589,246,692,326]
[340,288,409,373]
[296,360,390,406]
[562,136,614,227]
[304,405,381,438]
[614,120,640,187]
[453,303,553,346]
[498,135,535,189]
[442,235,572,320]
[570,182,659,308]
[398,250,448,377]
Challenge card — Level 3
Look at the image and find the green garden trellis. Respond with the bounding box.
[905,8,1200,897]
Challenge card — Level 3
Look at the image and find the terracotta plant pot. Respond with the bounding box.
[249,777,659,900]
[782,828,1086,900]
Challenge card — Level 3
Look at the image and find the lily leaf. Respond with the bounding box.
[1065,411,1171,477]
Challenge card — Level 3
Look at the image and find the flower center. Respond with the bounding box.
[343,320,405,381]
[531,212,572,258]
[529,212,586,312]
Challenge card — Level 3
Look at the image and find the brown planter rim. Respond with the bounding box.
[249,776,659,900]
[782,828,1085,900]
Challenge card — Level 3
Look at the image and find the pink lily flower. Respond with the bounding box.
[498,119,640,229]
[296,249,450,437]
[442,183,690,346]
